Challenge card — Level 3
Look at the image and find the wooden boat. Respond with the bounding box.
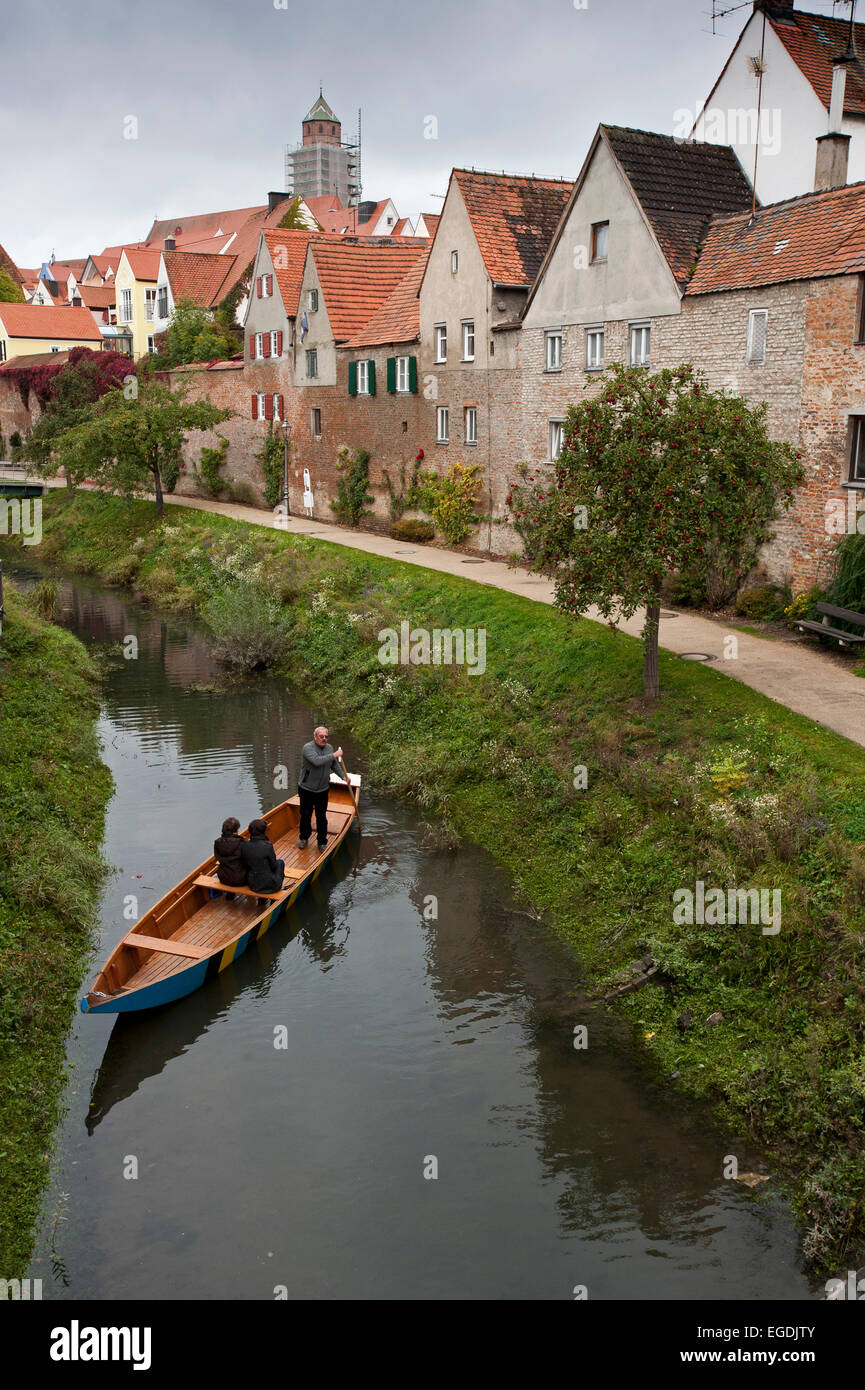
[81,773,360,1015]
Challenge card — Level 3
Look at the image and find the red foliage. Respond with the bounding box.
[5,348,135,408]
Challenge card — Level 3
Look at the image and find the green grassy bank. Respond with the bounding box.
[0,587,113,1276]
[5,488,865,1276]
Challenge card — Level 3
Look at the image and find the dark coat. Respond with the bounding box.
[240,835,283,893]
[214,834,247,887]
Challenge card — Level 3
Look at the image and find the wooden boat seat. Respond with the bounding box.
[193,874,300,898]
[127,934,212,959]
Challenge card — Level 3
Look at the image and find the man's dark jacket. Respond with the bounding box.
[214,834,247,887]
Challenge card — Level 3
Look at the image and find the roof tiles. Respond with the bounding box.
[163,251,236,307]
[770,7,865,117]
[342,246,431,347]
[309,241,427,340]
[0,303,104,340]
[453,169,573,286]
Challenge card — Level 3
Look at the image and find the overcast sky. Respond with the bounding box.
[0,0,848,267]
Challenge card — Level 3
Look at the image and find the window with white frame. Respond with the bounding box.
[591,221,609,262]
[434,323,447,362]
[119,288,133,322]
[850,416,865,483]
[309,288,319,312]
[550,420,565,461]
[451,250,459,274]
[396,356,410,392]
[747,309,767,365]
[629,322,650,366]
[270,330,280,356]
[585,326,604,370]
[0,340,6,362]
[273,393,281,421]
[545,330,562,371]
[462,320,475,361]
[146,335,155,354]
[261,273,272,298]
[157,286,168,319]
[258,393,267,418]
[465,407,477,446]
[255,332,264,360]
[144,288,156,321]
[436,406,449,443]
[357,360,369,394]
[50,345,62,353]
[306,348,318,378]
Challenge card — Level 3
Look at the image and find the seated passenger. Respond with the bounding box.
[214,818,247,898]
[240,819,286,897]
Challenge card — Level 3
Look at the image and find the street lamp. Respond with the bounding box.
[281,418,291,517]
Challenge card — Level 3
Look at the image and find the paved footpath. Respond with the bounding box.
[157,494,865,750]
[20,479,865,749]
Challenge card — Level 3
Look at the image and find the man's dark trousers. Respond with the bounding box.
[299,786,329,846]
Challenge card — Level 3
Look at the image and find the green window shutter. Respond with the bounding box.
[368,359,376,396]
[348,360,357,396]
[386,356,396,393]
[408,356,418,394]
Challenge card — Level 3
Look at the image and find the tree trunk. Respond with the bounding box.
[643,599,661,700]
[153,465,164,518]
[64,467,73,494]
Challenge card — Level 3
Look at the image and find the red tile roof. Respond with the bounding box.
[453,169,572,287]
[308,242,427,340]
[687,178,865,295]
[0,303,104,340]
[262,229,334,316]
[420,213,440,238]
[86,254,119,280]
[144,206,264,249]
[0,244,23,285]
[342,246,431,347]
[769,7,865,117]
[77,283,115,308]
[601,125,755,288]
[163,251,236,307]
[122,249,162,281]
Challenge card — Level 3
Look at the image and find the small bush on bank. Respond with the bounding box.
[828,531,865,615]
[204,581,293,670]
[102,554,140,587]
[734,583,789,620]
[661,569,708,608]
[33,579,58,620]
[391,519,435,543]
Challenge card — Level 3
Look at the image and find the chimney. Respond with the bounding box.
[268,191,286,214]
[815,47,855,190]
[164,236,176,252]
[753,1,795,16]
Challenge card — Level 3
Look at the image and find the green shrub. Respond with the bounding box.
[102,554,140,587]
[204,581,293,670]
[784,586,824,626]
[195,437,230,497]
[229,480,259,507]
[382,459,423,523]
[391,518,435,542]
[32,579,58,620]
[331,446,373,526]
[734,583,789,620]
[256,424,284,510]
[661,569,707,608]
[417,460,483,545]
[828,531,865,616]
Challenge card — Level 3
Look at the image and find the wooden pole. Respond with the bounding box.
[338,757,361,829]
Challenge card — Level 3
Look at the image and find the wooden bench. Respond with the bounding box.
[794,602,865,648]
[193,874,301,900]
[126,934,212,959]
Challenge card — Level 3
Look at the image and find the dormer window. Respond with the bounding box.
[451,250,459,274]
[591,221,609,262]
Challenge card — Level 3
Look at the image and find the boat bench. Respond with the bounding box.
[795,602,865,647]
[194,874,302,901]
[127,934,212,959]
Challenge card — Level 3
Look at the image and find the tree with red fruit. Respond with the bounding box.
[506,363,802,699]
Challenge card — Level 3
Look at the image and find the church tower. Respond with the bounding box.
[285,90,360,206]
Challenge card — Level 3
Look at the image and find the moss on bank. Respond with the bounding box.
[5,488,865,1276]
[0,588,113,1276]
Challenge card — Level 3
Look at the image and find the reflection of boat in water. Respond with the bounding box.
[86,827,361,1132]
[82,777,360,1014]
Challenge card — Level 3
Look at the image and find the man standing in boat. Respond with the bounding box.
[298,726,348,851]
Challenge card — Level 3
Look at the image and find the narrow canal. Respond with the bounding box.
[18,572,814,1299]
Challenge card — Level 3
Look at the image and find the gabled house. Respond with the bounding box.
[152,249,237,339]
[518,125,753,476]
[0,303,104,363]
[417,167,572,523]
[114,248,162,358]
[693,0,865,202]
